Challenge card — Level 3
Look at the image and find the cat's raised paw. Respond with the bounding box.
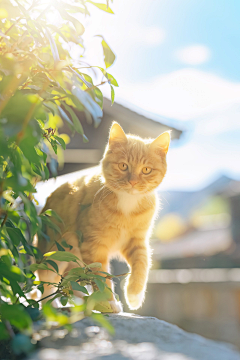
[109,300,123,313]
[127,292,144,310]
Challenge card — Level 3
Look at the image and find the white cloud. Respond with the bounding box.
[113,68,240,121]
[130,25,165,46]
[194,103,240,136]
[176,45,211,65]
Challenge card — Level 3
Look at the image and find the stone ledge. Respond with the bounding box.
[28,313,240,360]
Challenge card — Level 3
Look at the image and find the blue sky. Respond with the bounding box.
[126,0,240,82]
[78,0,240,191]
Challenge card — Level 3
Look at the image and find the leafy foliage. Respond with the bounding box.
[0,0,120,357]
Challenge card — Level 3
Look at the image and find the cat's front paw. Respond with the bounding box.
[109,300,123,313]
[126,290,145,310]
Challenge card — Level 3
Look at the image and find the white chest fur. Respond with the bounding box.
[117,192,144,216]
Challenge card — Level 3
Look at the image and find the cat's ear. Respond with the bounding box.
[150,131,171,154]
[109,122,127,144]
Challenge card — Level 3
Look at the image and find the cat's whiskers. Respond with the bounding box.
[93,184,108,204]
[97,188,113,211]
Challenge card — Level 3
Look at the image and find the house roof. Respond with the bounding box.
[157,176,239,221]
[152,226,232,261]
[103,98,182,140]
[58,98,183,167]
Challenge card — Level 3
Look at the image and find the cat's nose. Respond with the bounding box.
[129,179,138,187]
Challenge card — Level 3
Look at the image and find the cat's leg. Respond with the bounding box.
[81,243,123,313]
[103,267,123,313]
[37,269,62,308]
[64,261,92,300]
[37,232,83,307]
[123,239,150,310]
[57,232,89,300]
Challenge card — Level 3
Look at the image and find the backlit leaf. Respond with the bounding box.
[110,85,115,104]
[44,251,80,263]
[97,35,116,68]
[70,281,89,294]
[87,1,114,14]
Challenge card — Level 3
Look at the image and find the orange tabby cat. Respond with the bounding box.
[36,122,170,312]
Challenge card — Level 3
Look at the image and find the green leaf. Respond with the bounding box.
[93,86,103,109]
[91,312,114,334]
[106,73,118,87]
[110,85,115,105]
[42,303,69,325]
[71,86,103,127]
[50,138,58,154]
[19,142,41,166]
[61,239,73,250]
[47,24,69,43]
[43,209,64,223]
[87,1,114,13]
[0,322,9,340]
[88,262,102,268]
[44,164,50,180]
[80,203,91,211]
[38,284,44,294]
[58,106,75,131]
[57,7,85,36]
[63,103,84,135]
[41,214,62,234]
[45,260,59,273]
[49,157,58,177]
[68,67,92,88]
[6,227,21,246]
[25,305,41,320]
[0,262,25,282]
[44,251,80,263]
[68,267,85,276]
[87,289,111,310]
[97,35,116,68]
[94,278,105,292]
[60,2,89,15]
[70,281,89,294]
[11,333,35,355]
[44,27,60,64]
[54,135,66,150]
[60,296,68,306]
[43,102,56,115]
[55,241,65,251]
[62,274,79,283]
[83,134,89,143]
[88,273,106,282]
[28,263,55,272]
[0,303,32,331]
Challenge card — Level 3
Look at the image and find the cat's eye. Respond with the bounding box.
[142,167,152,175]
[118,162,128,171]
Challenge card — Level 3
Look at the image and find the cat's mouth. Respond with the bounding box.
[127,187,140,195]
[106,180,145,195]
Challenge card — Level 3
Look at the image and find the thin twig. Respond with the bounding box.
[4,321,15,339]
[85,80,109,92]
[1,213,8,228]
[37,290,59,303]
[0,0,38,42]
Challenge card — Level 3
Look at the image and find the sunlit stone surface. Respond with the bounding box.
[28,313,240,360]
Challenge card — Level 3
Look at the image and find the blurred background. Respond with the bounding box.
[36,0,240,350]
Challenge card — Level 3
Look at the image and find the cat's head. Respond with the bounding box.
[101,122,170,195]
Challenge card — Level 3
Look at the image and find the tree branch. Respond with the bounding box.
[1,213,8,228]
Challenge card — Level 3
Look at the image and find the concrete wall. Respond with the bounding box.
[135,281,240,349]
